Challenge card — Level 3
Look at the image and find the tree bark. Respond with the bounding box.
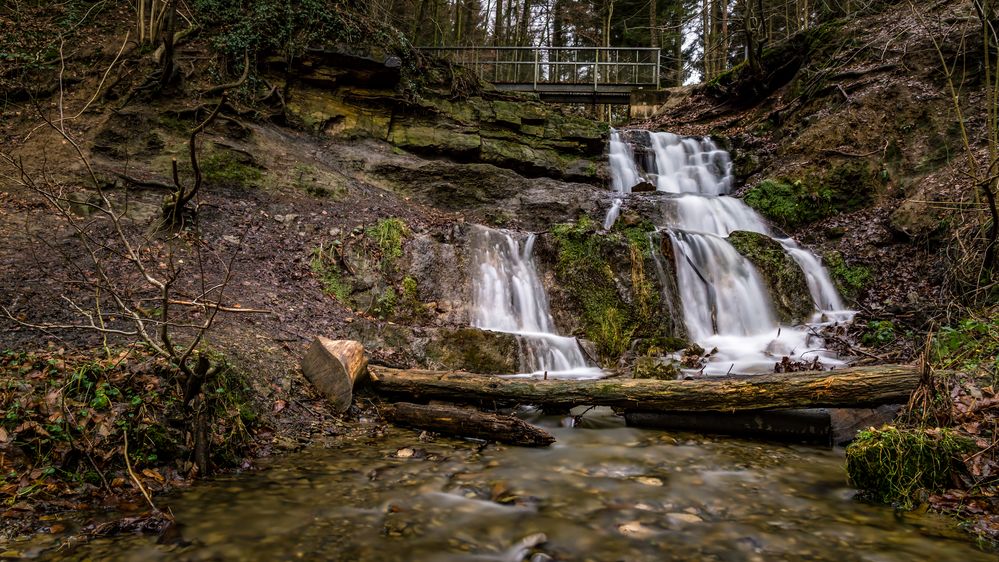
[302,338,369,413]
[381,402,555,446]
[368,365,922,412]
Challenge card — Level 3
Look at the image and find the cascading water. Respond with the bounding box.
[604,130,639,229]
[610,130,854,374]
[470,225,602,379]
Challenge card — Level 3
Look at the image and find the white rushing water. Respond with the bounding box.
[610,130,854,375]
[470,226,603,379]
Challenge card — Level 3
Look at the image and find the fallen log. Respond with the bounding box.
[368,365,921,413]
[301,338,368,413]
[381,402,555,447]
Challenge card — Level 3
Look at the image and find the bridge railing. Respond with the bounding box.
[419,47,661,90]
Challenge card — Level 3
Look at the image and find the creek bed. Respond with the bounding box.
[21,412,995,561]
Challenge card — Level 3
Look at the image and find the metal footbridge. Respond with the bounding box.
[418,47,662,104]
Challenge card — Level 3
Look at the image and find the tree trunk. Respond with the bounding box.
[368,365,922,412]
[381,402,555,446]
[301,338,369,413]
[494,0,505,44]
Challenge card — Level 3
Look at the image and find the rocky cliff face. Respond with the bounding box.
[270,50,608,183]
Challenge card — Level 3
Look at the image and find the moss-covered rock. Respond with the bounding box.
[425,328,520,374]
[824,250,872,302]
[727,231,814,323]
[743,162,885,229]
[535,217,684,365]
[276,51,607,182]
[846,426,974,508]
[345,320,519,373]
[633,337,688,356]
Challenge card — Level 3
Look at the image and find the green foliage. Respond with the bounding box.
[744,163,883,229]
[932,317,999,377]
[0,349,258,501]
[861,320,897,347]
[200,151,262,187]
[373,287,397,318]
[310,242,352,303]
[595,307,635,360]
[846,426,974,508]
[366,218,408,270]
[397,275,428,320]
[824,250,872,300]
[194,0,358,57]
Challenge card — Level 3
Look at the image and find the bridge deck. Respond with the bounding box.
[419,46,661,104]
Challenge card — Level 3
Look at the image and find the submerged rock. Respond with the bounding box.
[727,230,813,323]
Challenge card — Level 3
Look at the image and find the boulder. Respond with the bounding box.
[727,230,813,323]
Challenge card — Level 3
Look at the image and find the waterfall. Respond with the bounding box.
[604,130,642,230]
[470,226,602,379]
[610,130,853,375]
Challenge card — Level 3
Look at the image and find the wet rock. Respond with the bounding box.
[727,230,813,323]
[367,159,602,232]
[631,181,656,193]
[667,512,703,524]
[424,328,521,374]
[344,319,520,374]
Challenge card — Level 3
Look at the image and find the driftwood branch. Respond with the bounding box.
[381,402,555,447]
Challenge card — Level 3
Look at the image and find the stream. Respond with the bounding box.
[24,413,993,561]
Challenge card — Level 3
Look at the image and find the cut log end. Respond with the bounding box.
[301,338,369,413]
[381,402,555,447]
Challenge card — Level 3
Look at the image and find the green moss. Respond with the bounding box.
[824,250,872,300]
[366,217,408,271]
[310,242,352,303]
[846,426,974,508]
[200,151,262,187]
[372,286,397,318]
[744,162,883,229]
[396,276,428,320]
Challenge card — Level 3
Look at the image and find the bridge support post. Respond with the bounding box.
[629,89,671,120]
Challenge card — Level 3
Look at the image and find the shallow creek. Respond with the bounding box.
[27,412,993,561]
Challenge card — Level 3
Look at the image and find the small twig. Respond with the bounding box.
[167,299,271,314]
[123,428,157,512]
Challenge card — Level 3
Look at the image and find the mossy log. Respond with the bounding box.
[368,365,921,412]
[380,402,555,447]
